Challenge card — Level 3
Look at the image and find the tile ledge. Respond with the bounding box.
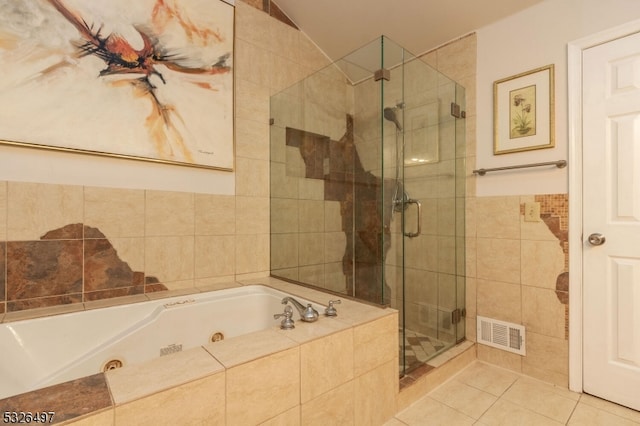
[3,302,85,323]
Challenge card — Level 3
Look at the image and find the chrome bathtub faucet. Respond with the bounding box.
[281,297,319,322]
[274,304,295,330]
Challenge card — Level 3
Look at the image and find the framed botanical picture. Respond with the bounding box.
[0,0,235,170]
[493,64,554,155]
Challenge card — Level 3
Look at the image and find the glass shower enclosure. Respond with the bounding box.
[269,36,466,376]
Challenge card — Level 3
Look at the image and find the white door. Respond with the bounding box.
[582,31,640,411]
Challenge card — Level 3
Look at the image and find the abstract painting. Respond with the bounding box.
[0,0,234,170]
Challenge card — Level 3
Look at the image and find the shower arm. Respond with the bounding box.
[403,198,421,238]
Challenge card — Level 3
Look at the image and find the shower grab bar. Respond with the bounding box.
[472,160,566,176]
[404,199,421,238]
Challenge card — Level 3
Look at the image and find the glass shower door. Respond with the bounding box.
[394,57,466,376]
[267,34,465,377]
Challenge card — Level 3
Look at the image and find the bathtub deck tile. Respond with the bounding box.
[105,346,224,405]
[3,302,85,323]
[332,300,397,327]
[0,373,112,424]
[247,278,338,303]
[243,277,395,325]
[195,279,241,292]
[265,279,394,323]
[204,329,298,368]
[275,314,352,344]
[143,288,199,300]
[83,294,149,311]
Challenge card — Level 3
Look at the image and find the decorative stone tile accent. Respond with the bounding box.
[144,277,166,293]
[283,115,394,304]
[7,240,83,303]
[240,0,267,12]
[521,194,569,339]
[7,294,84,312]
[84,238,145,296]
[535,194,569,270]
[41,223,84,240]
[240,0,298,29]
[0,373,112,424]
[2,224,164,312]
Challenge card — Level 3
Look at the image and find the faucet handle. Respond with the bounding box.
[274,305,295,329]
[324,299,341,317]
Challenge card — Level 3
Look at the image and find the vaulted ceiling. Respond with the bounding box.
[274,0,545,60]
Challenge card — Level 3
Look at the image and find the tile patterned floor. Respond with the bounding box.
[401,328,448,372]
[388,361,640,425]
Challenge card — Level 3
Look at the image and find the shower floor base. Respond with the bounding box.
[400,328,449,373]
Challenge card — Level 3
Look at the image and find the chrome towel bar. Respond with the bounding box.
[473,160,566,176]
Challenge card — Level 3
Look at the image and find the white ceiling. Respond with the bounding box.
[274,0,545,60]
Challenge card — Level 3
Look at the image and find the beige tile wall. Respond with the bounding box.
[468,195,569,386]
[7,182,84,241]
[423,33,482,349]
[1,181,263,300]
[268,37,350,293]
[419,33,570,389]
[0,1,332,312]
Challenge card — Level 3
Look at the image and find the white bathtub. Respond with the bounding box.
[0,284,323,400]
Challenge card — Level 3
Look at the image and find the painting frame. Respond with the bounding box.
[493,64,555,155]
[0,0,235,171]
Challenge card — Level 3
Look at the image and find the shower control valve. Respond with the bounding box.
[324,300,341,317]
[274,305,295,329]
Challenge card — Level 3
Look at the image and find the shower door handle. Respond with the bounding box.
[404,199,421,238]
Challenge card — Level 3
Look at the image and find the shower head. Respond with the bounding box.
[383,107,402,131]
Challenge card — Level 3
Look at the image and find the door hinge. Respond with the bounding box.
[374,68,391,81]
[451,308,466,325]
[450,102,466,119]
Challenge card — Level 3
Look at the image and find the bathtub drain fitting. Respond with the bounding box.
[102,359,124,372]
[210,332,225,343]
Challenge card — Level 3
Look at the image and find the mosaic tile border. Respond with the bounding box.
[521,194,569,339]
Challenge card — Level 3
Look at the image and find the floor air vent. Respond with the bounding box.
[477,316,526,356]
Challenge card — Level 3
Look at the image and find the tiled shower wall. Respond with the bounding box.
[0,1,330,316]
[269,60,353,295]
[271,36,472,308]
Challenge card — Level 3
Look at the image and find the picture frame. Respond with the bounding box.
[493,64,554,155]
[0,0,235,171]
